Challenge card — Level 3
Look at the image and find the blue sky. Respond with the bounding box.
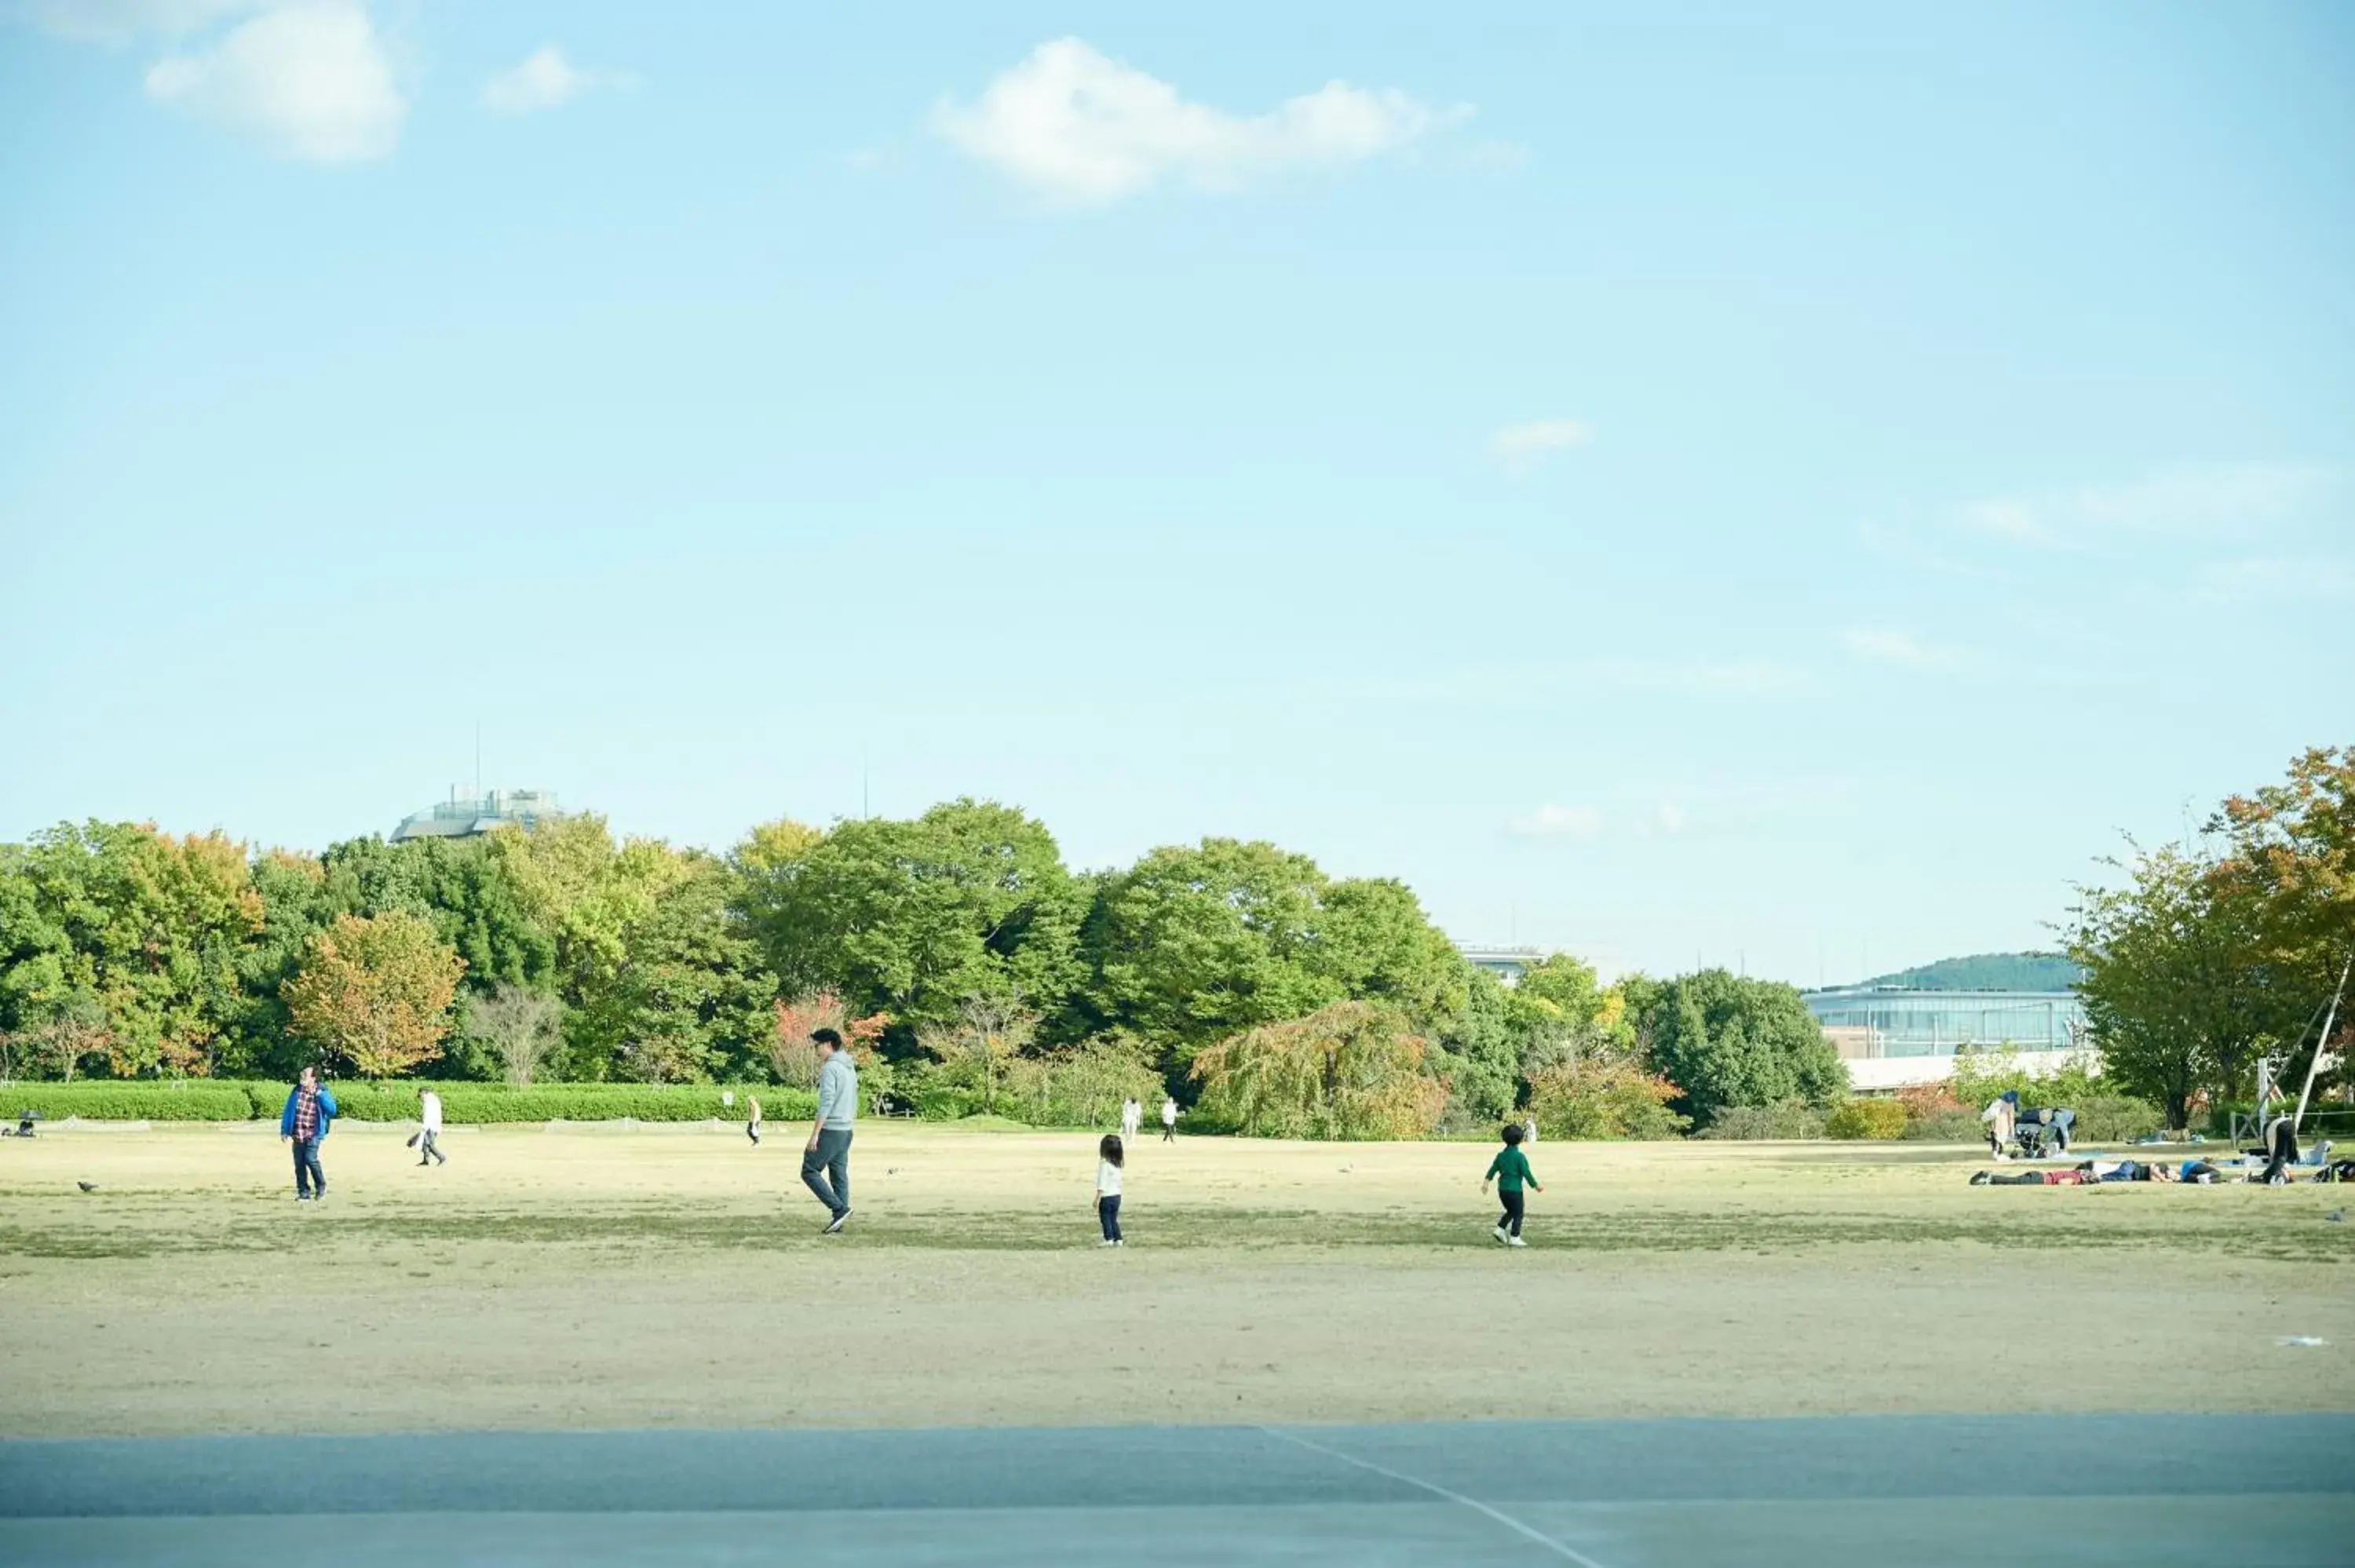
[2,2,2350,985]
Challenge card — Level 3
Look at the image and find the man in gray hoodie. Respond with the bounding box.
[803,1027,857,1234]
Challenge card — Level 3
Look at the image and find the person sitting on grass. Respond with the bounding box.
[1482,1122,1543,1247]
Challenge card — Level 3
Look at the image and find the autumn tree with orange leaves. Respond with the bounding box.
[283,913,465,1078]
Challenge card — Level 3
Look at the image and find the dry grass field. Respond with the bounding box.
[2,1119,2350,1437]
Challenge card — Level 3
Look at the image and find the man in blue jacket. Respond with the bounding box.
[279,1065,338,1202]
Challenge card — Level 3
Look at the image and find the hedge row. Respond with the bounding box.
[327,1084,816,1124]
[0,1080,816,1125]
[0,1081,261,1122]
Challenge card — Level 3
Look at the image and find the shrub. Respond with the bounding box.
[1900,1108,1988,1143]
[1949,1047,2167,1142]
[1525,1061,1690,1140]
[2070,1094,2167,1143]
[0,1081,259,1122]
[1824,1099,1908,1140]
[1694,1099,1827,1140]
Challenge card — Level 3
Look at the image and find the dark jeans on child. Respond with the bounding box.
[1499,1188,1525,1237]
[1098,1194,1123,1242]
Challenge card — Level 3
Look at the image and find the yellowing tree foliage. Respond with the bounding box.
[283,912,464,1078]
[1190,1001,1446,1140]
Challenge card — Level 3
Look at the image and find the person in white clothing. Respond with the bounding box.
[1120,1097,1141,1143]
[416,1088,446,1168]
[1160,1096,1178,1143]
[1095,1133,1125,1245]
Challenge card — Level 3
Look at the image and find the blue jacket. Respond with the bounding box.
[279,1085,338,1140]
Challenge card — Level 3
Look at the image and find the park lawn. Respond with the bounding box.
[0,1121,2350,1438]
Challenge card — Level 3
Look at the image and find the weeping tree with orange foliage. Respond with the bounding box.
[283,913,465,1078]
[1190,1001,1446,1140]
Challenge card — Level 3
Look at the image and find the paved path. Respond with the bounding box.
[3,1413,2350,1566]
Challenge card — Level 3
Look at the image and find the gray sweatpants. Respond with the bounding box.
[802,1127,853,1216]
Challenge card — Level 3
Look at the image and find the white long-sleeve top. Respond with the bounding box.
[420,1092,443,1134]
[1097,1159,1123,1198]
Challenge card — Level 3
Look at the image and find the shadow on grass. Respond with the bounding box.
[5,1198,2351,1264]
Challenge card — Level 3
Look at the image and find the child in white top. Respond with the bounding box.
[1095,1133,1125,1246]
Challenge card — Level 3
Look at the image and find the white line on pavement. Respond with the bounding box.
[1258,1427,1613,1568]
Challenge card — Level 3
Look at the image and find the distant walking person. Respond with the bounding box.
[1160,1096,1178,1143]
[1120,1097,1141,1143]
[1095,1133,1126,1246]
[747,1095,763,1147]
[279,1066,338,1202]
[1482,1121,1543,1247]
[416,1088,446,1167]
[803,1030,856,1233]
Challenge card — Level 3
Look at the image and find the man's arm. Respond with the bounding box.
[809,1062,834,1150]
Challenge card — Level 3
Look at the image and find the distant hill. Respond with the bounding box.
[1853,952,2083,992]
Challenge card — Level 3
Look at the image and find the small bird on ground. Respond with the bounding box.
[76,1181,98,1193]
[2327,1209,2346,1223]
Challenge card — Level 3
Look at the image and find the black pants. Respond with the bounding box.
[1498,1187,1525,1237]
[418,1130,444,1165]
[2262,1121,2300,1183]
[1162,1122,1174,1142]
[292,1138,325,1198]
[1097,1194,1122,1242]
[802,1127,853,1216]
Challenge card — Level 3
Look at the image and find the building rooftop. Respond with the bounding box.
[392,787,564,843]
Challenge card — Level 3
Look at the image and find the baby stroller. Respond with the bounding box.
[2010,1106,2075,1158]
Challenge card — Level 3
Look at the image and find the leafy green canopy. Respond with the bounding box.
[1630,968,1848,1126]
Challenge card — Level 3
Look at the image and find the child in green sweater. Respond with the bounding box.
[1483,1122,1543,1246]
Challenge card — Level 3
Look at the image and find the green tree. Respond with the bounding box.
[1189,1001,1448,1140]
[1081,839,1470,1070]
[565,852,777,1084]
[2068,841,2308,1127]
[0,822,261,1077]
[283,911,465,1078]
[2211,745,2355,1094]
[1433,966,1519,1122]
[748,800,1086,1044]
[1636,968,1847,1125]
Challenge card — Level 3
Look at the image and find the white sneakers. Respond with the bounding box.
[1507,1236,1527,1248]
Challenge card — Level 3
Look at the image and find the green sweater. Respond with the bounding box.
[1485,1146,1536,1192]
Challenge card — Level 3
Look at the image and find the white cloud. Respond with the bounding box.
[1488,418,1591,475]
[17,0,257,44]
[143,0,405,162]
[1508,804,1604,841]
[1651,802,1686,836]
[482,44,630,115]
[2198,556,2355,601]
[933,38,1459,205]
[1839,627,1966,669]
[1956,462,2335,548]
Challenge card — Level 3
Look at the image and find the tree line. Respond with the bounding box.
[0,798,1849,1135]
